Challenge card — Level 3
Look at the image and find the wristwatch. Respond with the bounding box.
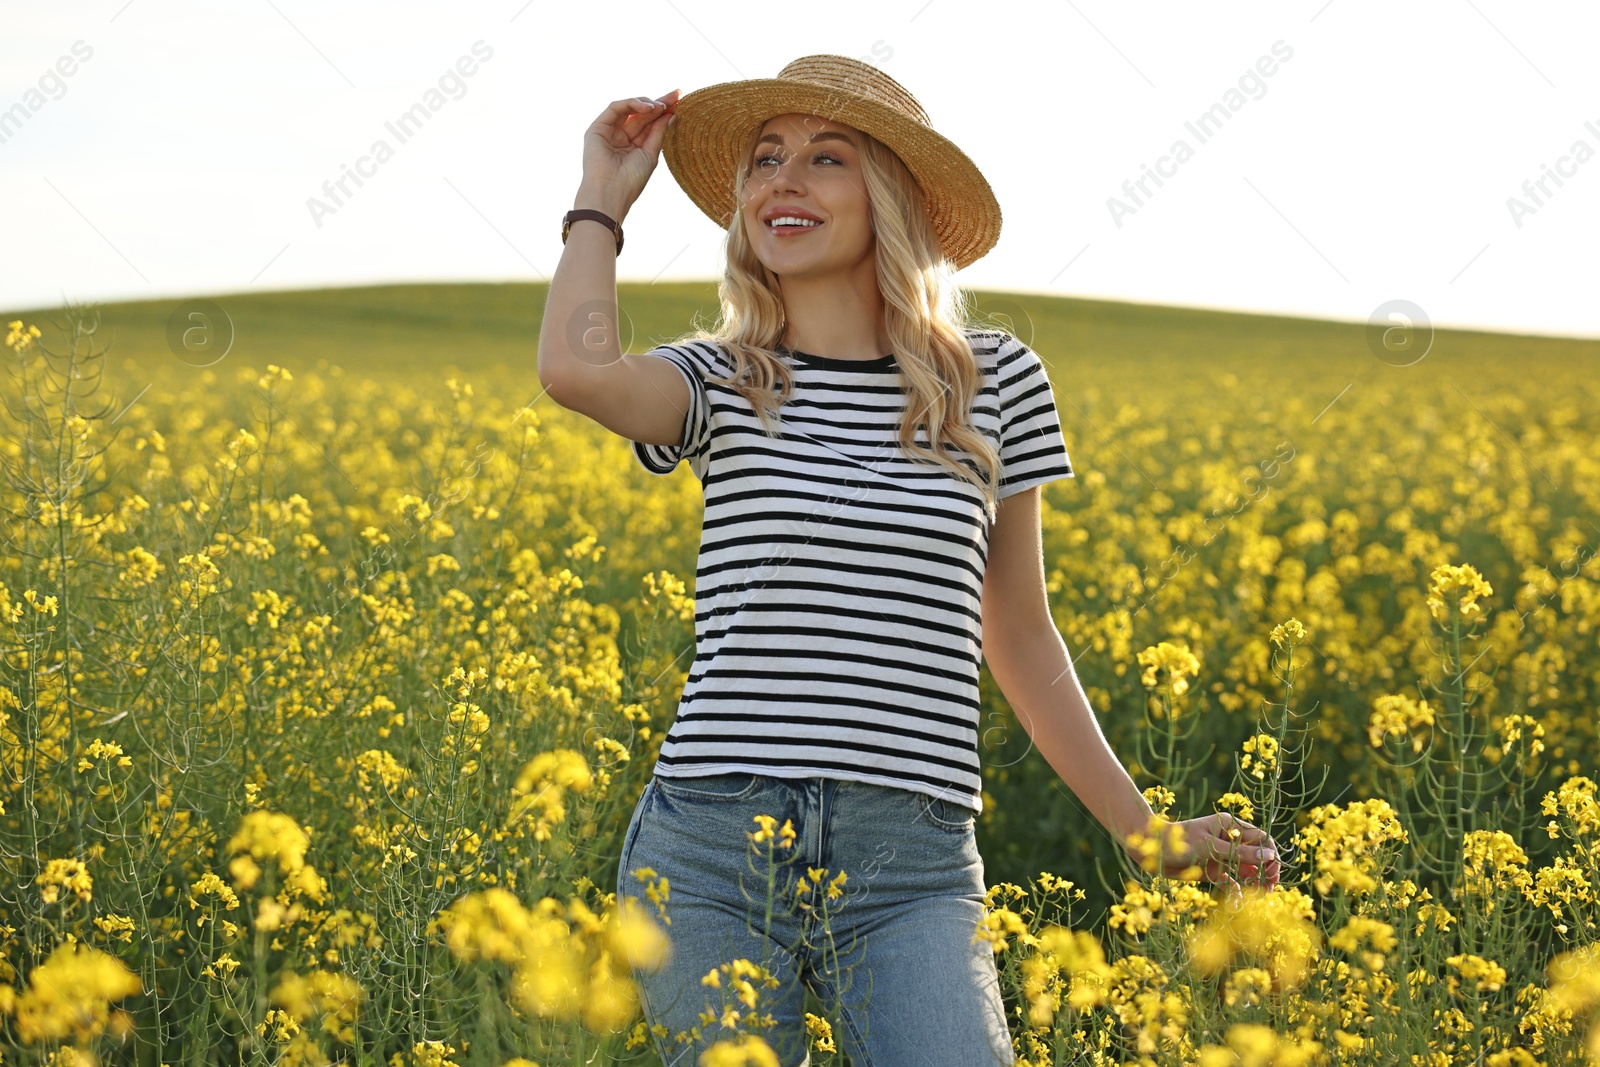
[562,209,623,255]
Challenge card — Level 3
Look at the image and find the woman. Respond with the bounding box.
[538,55,1281,1067]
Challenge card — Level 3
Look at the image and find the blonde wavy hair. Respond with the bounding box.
[669,118,1009,525]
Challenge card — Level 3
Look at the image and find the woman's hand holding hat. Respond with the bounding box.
[579,89,680,221]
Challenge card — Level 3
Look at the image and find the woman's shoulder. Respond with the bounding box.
[960,327,1033,375]
[646,336,734,376]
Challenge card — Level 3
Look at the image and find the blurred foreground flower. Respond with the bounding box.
[5,940,142,1043]
[1188,885,1321,991]
[435,887,668,1034]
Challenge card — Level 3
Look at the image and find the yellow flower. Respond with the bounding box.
[1548,943,1600,1014]
[747,814,796,850]
[1241,735,1280,781]
[507,749,593,842]
[1542,776,1600,841]
[1223,968,1274,1008]
[227,811,309,870]
[805,1011,837,1053]
[39,858,93,905]
[93,914,137,943]
[1187,886,1321,991]
[187,872,241,911]
[1026,926,1113,1023]
[436,887,537,965]
[405,1041,459,1067]
[698,1034,779,1067]
[1461,830,1533,906]
[269,968,364,1040]
[1215,792,1255,822]
[201,953,242,981]
[1329,917,1397,973]
[1445,953,1507,996]
[76,737,132,773]
[1198,1023,1325,1067]
[1293,798,1408,895]
[607,895,671,972]
[1143,785,1177,817]
[1426,562,1494,624]
[1367,694,1435,751]
[4,319,42,351]
[631,866,671,924]
[11,941,143,1042]
[973,905,1029,954]
[1497,713,1546,765]
[1137,641,1202,699]
[1268,618,1307,650]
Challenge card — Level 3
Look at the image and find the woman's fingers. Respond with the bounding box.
[1160,816,1282,889]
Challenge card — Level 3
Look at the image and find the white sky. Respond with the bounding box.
[5,1,1598,340]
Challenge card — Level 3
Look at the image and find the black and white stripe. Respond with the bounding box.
[630,329,1074,813]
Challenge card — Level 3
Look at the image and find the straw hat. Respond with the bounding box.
[660,54,1002,271]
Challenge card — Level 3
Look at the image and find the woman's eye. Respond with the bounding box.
[754,152,842,168]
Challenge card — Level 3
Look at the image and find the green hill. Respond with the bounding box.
[9,282,1593,389]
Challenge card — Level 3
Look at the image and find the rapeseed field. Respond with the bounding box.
[0,284,1596,1065]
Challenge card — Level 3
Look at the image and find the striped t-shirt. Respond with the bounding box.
[628,328,1074,813]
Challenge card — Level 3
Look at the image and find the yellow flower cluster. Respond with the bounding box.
[0,941,141,1043]
[1446,953,1508,996]
[39,858,93,905]
[1018,925,1113,1027]
[793,865,846,910]
[1188,886,1322,991]
[5,319,41,351]
[435,887,668,1032]
[1547,944,1600,1064]
[75,738,133,774]
[698,957,782,1039]
[226,810,325,902]
[1293,798,1409,895]
[1268,618,1307,650]
[269,969,363,1045]
[507,748,593,842]
[697,1033,779,1067]
[1137,640,1202,699]
[1216,791,1256,821]
[1328,917,1397,973]
[1544,776,1600,841]
[747,813,796,850]
[1198,1023,1325,1067]
[1367,693,1436,751]
[1462,830,1534,907]
[804,1010,837,1052]
[1426,562,1494,624]
[1241,734,1280,781]
[1109,878,1218,936]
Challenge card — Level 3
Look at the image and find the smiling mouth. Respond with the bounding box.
[768,220,824,236]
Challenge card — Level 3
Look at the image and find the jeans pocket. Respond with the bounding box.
[921,791,977,833]
[616,779,655,888]
[651,771,764,803]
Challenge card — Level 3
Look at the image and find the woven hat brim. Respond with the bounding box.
[661,78,1001,272]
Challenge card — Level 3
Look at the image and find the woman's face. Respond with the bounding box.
[740,113,875,280]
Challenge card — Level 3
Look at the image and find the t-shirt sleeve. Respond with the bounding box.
[629,343,713,480]
[996,334,1074,499]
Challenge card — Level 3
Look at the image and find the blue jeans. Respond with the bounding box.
[615,772,1016,1066]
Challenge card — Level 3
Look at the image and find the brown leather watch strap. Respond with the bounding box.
[562,209,623,255]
